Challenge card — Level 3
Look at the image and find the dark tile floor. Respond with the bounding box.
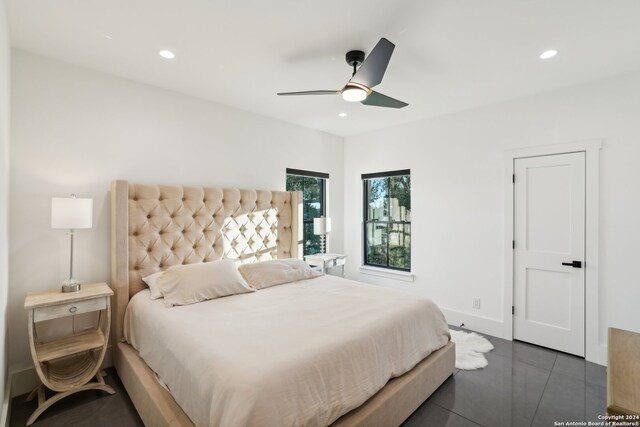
[10,328,607,427]
[403,327,607,427]
[9,368,143,427]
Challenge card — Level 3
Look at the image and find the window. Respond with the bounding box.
[363,170,411,271]
[286,168,328,256]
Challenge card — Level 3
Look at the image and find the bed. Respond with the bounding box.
[110,180,455,427]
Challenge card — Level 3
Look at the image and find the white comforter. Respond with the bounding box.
[124,275,450,427]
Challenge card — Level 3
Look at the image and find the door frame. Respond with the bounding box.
[503,139,602,363]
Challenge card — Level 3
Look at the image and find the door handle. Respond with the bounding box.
[562,261,582,268]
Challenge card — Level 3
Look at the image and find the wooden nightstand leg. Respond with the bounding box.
[25,374,116,426]
[37,385,45,406]
[95,370,112,387]
[25,385,40,403]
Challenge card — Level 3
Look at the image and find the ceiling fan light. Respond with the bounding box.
[342,87,368,102]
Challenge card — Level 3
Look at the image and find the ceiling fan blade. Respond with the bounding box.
[361,91,408,109]
[277,90,340,96]
[349,38,395,89]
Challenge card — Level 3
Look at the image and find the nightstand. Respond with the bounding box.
[23,282,115,425]
[304,253,347,276]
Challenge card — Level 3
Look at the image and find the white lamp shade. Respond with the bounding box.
[51,197,93,229]
[313,217,331,235]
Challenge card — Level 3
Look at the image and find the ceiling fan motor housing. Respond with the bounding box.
[345,50,365,67]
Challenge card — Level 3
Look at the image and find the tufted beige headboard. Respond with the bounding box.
[110,180,303,343]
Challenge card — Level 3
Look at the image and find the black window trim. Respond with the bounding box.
[361,169,410,180]
[362,169,411,272]
[287,168,330,180]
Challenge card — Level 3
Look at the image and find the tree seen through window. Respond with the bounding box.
[363,171,411,271]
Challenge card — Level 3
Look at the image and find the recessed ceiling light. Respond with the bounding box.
[159,50,175,59]
[338,112,347,117]
[102,34,113,40]
[539,49,558,59]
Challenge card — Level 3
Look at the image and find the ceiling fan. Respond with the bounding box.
[277,38,408,109]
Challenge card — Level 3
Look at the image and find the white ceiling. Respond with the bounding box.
[8,0,640,137]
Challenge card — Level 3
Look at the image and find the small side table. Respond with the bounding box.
[23,282,115,425]
[305,253,346,276]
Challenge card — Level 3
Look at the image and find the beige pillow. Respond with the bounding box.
[142,271,164,300]
[238,258,321,290]
[156,259,254,307]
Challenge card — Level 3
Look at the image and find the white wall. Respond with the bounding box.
[344,72,640,362]
[0,0,9,420]
[8,46,640,381]
[8,50,344,374]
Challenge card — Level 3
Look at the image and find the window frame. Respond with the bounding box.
[362,169,411,272]
[286,168,329,256]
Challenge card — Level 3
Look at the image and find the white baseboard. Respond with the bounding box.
[441,308,608,366]
[440,307,506,339]
[598,343,607,366]
[9,346,113,398]
[9,366,39,398]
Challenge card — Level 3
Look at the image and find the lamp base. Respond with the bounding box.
[61,278,81,293]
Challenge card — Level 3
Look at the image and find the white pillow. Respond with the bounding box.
[142,271,164,300]
[238,258,321,290]
[156,259,254,307]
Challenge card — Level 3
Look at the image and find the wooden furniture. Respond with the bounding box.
[607,327,640,416]
[111,180,454,427]
[24,282,115,425]
[305,253,347,276]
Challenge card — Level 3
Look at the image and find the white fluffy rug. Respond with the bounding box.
[450,330,494,370]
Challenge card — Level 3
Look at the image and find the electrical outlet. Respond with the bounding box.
[472,298,481,309]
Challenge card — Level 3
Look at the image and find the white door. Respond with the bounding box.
[513,152,585,356]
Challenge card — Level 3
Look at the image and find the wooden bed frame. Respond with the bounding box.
[110,180,455,427]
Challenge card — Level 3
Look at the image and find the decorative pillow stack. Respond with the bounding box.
[141,258,322,307]
[144,259,254,307]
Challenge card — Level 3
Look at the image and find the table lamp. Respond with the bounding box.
[51,195,93,292]
[313,216,331,254]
